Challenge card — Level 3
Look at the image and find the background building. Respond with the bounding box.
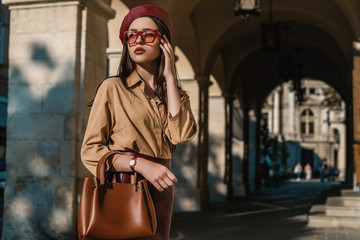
[262,80,346,179]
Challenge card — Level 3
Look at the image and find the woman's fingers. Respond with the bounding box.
[162,175,176,188]
[160,42,171,60]
[161,35,173,54]
[160,36,176,79]
[166,171,177,183]
[155,170,176,189]
[160,36,174,59]
[136,158,177,191]
[164,35,174,55]
[157,178,169,190]
[153,181,164,192]
[152,176,173,192]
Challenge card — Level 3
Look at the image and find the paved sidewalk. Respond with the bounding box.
[170,180,360,240]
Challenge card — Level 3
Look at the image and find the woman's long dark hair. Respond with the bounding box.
[89,16,183,108]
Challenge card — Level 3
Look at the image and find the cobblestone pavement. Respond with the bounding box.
[170,180,360,240]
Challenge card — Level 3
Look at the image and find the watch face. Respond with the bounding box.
[130,159,135,165]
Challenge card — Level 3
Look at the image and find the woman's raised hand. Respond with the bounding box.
[159,35,175,80]
[136,157,177,191]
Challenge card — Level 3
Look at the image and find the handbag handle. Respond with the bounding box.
[97,150,126,185]
[96,151,170,185]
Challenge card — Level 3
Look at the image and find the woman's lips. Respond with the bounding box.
[134,47,145,54]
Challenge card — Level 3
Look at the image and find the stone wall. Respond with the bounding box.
[2,0,114,239]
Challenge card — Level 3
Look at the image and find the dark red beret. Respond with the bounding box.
[119,4,173,44]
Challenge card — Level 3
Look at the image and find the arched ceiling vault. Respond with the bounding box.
[335,0,360,37]
[118,0,358,108]
[232,43,350,109]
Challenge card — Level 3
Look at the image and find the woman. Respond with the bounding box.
[294,162,302,181]
[81,4,198,240]
[304,163,312,181]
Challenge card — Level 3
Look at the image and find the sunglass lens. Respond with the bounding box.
[126,32,137,44]
[142,31,156,43]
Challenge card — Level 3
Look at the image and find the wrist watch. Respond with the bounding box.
[129,156,137,172]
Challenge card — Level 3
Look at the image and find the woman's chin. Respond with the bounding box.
[132,56,159,65]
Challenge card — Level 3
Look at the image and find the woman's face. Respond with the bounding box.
[127,17,162,66]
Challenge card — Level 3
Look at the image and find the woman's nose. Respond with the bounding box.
[135,34,144,44]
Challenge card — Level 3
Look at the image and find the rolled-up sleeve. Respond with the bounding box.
[81,80,118,176]
[165,93,198,145]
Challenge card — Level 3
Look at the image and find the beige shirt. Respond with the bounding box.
[81,71,198,176]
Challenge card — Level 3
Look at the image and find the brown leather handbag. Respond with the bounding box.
[78,151,157,240]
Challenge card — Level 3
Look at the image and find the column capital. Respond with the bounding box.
[223,93,235,101]
[3,0,115,19]
[195,74,212,87]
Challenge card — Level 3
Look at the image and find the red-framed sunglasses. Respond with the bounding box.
[123,30,160,44]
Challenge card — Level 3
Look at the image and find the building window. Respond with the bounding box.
[333,128,340,143]
[309,88,315,94]
[300,108,315,136]
[301,122,306,134]
[309,122,314,134]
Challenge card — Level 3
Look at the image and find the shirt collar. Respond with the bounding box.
[127,71,142,88]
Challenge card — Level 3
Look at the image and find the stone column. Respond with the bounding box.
[242,105,250,194]
[2,0,114,239]
[197,75,211,209]
[352,41,360,186]
[107,48,122,76]
[288,86,295,136]
[273,89,280,134]
[248,109,257,192]
[224,94,234,200]
[255,108,261,190]
[279,85,283,135]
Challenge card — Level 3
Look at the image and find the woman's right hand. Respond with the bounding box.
[135,157,177,192]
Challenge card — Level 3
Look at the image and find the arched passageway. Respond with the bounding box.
[261,80,346,187]
[106,0,360,210]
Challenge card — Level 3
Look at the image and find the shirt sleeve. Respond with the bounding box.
[80,80,120,176]
[165,92,198,145]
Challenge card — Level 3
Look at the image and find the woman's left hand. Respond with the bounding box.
[160,35,176,80]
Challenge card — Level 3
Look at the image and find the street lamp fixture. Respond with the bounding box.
[234,0,261,21]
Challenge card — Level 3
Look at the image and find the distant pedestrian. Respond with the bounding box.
[320,161,328,182]
[294,162,302,181]
[304,163,312,181]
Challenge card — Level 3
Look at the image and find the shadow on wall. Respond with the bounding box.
[232,106,244,141]
[208,134,228,202]
[173,130,244,211]
[3,42,75,239]
[172,139,199,211]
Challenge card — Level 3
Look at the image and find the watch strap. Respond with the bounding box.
[129,156,137,172]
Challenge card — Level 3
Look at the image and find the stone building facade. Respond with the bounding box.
[262,80,346,179]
